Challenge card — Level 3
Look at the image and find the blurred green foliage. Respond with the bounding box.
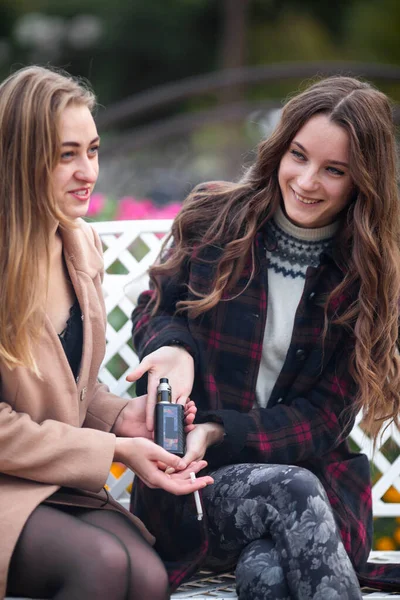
[0,0,400,107]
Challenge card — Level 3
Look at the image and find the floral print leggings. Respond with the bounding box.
[201,463,362,600]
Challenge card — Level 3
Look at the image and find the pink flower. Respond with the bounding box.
[138,202,182,219]
[87,193,105,216]
[115,197,154,220]
[115,197,182,220]
[158,202,182,219]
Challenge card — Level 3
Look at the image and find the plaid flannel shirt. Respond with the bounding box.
[131,225,400,592]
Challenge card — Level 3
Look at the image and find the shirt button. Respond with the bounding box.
[80,387,87,401]
[296,349,306,360]
[308,292,316,301]
[277,397,283,403]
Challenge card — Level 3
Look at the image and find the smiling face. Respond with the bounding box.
[277,114,354,228]
[51,103,99,220]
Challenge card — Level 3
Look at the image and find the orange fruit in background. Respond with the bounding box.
[383,486,400,503]
[110,462,127,478]
[375,536,396,551]
[396,517,400,525]
[393,527,400,547]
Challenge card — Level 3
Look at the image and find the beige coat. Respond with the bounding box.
[0,220,151,599]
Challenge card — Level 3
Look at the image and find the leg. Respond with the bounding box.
[76,509,169,600]
[202,463,362,600]
[6,503,169,600]
[7,504,130,600]
[236,538,290,600]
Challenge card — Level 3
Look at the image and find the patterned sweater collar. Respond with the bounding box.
[265,205,339,272]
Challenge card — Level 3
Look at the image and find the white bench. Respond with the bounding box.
[7,219,400,599]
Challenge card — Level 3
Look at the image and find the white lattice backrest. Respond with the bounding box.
[93,219,171,398]
[92,219,171,507]
[92,220,400,517]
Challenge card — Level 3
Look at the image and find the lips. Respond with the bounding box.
[293,189,322,205]
[69,188,91,201]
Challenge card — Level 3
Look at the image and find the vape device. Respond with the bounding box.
[154,377,185,456]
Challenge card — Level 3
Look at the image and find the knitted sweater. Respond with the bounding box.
[256,206,339,407]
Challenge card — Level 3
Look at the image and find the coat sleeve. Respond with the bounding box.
[83,383,129,432]
[0,398,116,492]
[197,344,358,468]
[132,184,223,369]
[131,255,199,366]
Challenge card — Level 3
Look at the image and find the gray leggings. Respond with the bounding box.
[202,463,362,600]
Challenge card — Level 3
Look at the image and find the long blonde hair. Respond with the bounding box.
[0,66,95,374]
[149,76,400,441]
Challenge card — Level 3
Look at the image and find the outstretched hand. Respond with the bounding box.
[114,437,213,495]
[126,346,195,431]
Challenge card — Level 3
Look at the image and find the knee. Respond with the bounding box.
[95,541,130,584]
[73,535,130,597]
[143,573,169,600]
[130,563,169,600]
[278,466,325,500]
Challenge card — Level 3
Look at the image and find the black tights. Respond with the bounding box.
[6,504,169,600]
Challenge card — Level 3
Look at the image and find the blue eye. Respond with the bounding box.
[89,145,99,156]
[61,151,74,160]
[290,149,306,160]
[327,166,345,176]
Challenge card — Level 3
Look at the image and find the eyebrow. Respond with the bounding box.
[61,136,100,147]
[292,141,349,168]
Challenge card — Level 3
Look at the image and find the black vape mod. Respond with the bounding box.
[154,377,185,456]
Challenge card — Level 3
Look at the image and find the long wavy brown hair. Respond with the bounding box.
[149,76,400,442]
[0,66,95,374]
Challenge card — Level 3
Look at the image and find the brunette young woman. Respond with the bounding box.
[128,76,400,598]
[0,66,213,600]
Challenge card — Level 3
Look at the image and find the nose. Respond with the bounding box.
[75,157,98,184]
[297,165,319,192]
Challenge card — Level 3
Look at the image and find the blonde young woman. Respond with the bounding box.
[128,77,400,598]
[0,66,213,600]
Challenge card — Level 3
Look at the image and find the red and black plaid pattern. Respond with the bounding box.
[131,226,399,591]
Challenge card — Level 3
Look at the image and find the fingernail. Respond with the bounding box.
[165,467,175,474]
[177,460,187,469]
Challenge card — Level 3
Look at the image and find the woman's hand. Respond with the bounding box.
[112,396,196,438]
[182,423,225,465]
[184,400,197,434]
[126,346,194,431]
[114,437,213,495]
[112,395,152,439]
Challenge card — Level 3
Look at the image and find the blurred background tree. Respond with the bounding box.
[1,0,400,104]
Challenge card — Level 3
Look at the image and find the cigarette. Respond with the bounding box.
[190,471,203,521]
